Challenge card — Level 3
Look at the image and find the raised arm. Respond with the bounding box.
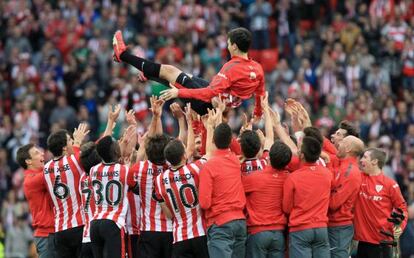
[148,96,165,137]
[184,103,195,159]
[170,102,187,144]
[261,92,274,151]
[270,108,298,154]
[102,104,121,138]
[73,123,90,159]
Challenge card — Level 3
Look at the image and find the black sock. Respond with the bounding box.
[120,51,161,78]
[176,72,195,88]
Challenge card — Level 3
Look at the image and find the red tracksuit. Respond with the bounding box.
[283,163,332,232]
[178,56,265,117]
[199,149,246,227]
[328,156,362,227]
[353,172,408,244]
[23,168,55,237]
[242,166,288,234]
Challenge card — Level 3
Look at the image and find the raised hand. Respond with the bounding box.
[73,123,90,146]
[125,109,137,126]
[170,102,184,119]
[108,104,122,122]
[160,84,179,101]
[137,71,148,82]
[211,94,226,113]
[184,103,192,122]
[150,96,165,117]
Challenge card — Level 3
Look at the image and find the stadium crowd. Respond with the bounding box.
[0,0,414,257]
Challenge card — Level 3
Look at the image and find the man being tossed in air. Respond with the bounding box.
[113,27,265,116]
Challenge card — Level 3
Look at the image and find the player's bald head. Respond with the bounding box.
[344,136,364,157]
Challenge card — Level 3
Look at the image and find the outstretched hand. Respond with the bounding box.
[160,84,179,101]
[108,104,121,122]
[73,123,90,146]
[170,102,184,119]
[125,109,137,126]
[150,96,165,117]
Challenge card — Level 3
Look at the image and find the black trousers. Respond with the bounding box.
[138,231,173,258]
[90,219,125,258]
[172,236,209,258]
[357,241,392,258]
[126,234,140,258]
[80,242,94,258]
[55,226,83,258]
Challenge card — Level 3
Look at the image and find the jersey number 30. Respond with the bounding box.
[92,180,123,206]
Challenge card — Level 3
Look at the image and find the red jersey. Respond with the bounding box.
[241,158,268,175]
[283,163,332,232]
[353,172,408,244]
[177,56,265,116]
[328,157,362,227]
[199,149,246,227]
[90,163,136,229]
[80,173,95,243]
[126,191,141,235]
[43,148,84,232]
[131,161,173,232]
[242,166,288,235]
[23,169,54,237]
[154,159,207,243]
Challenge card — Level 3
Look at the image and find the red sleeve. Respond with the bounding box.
[199,164,213,210]
[178,62,234,102]
[282,176,294,214]
[323,137,337,155]
[287,155,301,172]
[126,166,137,189]
[253,74,265,117]
[73,146,81,161]
[261,150,269,161]
[389,180,408,231]
[178,87,219,103]
[329,169,362,211]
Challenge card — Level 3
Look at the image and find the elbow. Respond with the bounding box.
[199,198,210,210]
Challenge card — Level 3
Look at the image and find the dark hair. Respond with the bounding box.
[304,127,323,145]
[339,120,359,137]
[366,147,387,169]
[301,136,322,163]
[164,139,185,166]
[47,129,68,157]
[80,142,101,174]
[227,27,252,53]
[96,136,120,163]
[146,135,170,165]
[239,130,261,159]
[269,141,292,169]
[213,123,232,149]
[16,144,35,169]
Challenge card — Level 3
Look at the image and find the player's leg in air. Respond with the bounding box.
[112,31,207,90]
[112,31,213,115]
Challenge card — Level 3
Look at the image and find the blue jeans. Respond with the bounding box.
[207,219,247,258]
[246,230,285,258]
[328,225,354,258]
[289,227,330,258]
[34,235,55,258]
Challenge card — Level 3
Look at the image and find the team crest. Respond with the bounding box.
[375,184,383,193]
[249,72,256,79]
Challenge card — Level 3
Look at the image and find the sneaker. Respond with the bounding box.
[112,30,127,62]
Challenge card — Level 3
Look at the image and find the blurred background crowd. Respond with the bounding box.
[0,0,413,257]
